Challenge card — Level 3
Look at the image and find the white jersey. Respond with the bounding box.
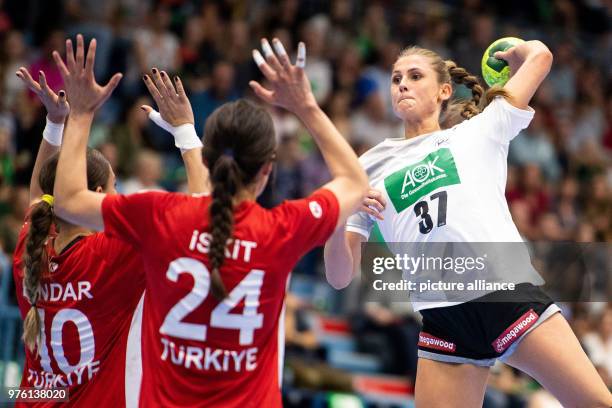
[347,97,539,310]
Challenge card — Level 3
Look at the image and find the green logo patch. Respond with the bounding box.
[384,148,460,212]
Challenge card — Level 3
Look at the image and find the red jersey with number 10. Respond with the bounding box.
[13,217,145,407]
[101,188,339,407]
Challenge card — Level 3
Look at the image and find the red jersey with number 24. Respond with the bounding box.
[101,188,339,408]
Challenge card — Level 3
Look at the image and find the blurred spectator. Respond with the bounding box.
[121,149,164,194]
[582,174,611,241]
[64,0,115,79]
[0,185,28,255]
[350,78,402,147]
[507,164,551,227]
[109,96,156,177]
[352,302,420,378]
[133,4,181,76]
[28,30,65,94]
[582,307,612,386]
[510,111,561,182]
[454,13,496,76]
[190,60,240,137]
[547,42,577,104]
[0,124,14,192]
[363,40,401,120]
[274,135,305,203]
[0,30,27,108]
[301,15,332,105]
[554,176,579,233]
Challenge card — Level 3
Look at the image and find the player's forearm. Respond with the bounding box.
[30,141,59,202]
[55,113,93,216]
[181,147,210,194]
[29,117,65,202]
[324,228,357,289]
[505,41,553,109]
[295,104,367,189]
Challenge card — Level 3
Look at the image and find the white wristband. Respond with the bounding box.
[148,110,202,153]
[42,117,64,146]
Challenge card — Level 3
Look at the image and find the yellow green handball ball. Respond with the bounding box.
[481,37,525,87]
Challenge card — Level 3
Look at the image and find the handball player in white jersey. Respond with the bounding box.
[325,42,612,407]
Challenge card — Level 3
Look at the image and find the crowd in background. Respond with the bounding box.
[0,0,609,406]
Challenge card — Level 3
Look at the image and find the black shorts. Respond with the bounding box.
[417,284,560,366]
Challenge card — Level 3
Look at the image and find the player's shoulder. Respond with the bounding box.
[358,140,402,176]
[125,190,210,210]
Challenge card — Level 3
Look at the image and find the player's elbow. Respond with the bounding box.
[53,196,75,221]
[54,190,83,223]
[532,42,553,72]
[326,271,353,290]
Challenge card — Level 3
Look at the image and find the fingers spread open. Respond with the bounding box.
[85,38,97,75]
[38,71,51,95]
[101,73,123,102]
[272,38,291,69]
[143,75,163,104]
[173,76,186,98]
[249,80,275,104]
[160,71,177,98]
[52,51,70,78]
[151,68,169,98]
[65,39,76,72]
[252,50,277,81]
[295,42,306,69]
[16,68,41,93]
[75,34,85,71]
[261,38,284,74]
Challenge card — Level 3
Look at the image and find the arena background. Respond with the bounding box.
[0,0,610,406]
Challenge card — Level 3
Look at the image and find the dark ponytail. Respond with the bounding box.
[208,156,240,299]
[444,59,511,121]
[22,199,53,352]
[203,99,276,300]
[21,149,111,352]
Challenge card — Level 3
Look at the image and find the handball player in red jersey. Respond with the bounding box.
[12,39,207,407]
[51,35,367,407]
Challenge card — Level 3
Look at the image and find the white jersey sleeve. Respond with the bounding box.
[346,210,374,239]
[463,96,534,144]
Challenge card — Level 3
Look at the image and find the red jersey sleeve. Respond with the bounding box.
[101,191,166,248]
[273,188,339,254]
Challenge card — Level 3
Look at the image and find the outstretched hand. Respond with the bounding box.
[16,67,69,124]
[250,38,318,116]
[52,34,122,115]
[141,69,194,126]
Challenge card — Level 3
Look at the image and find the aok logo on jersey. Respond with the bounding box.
[384,148,460,212]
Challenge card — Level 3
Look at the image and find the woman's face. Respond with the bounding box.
[390,54,450,122]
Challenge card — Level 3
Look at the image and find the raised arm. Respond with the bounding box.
[250,39,368,229]
[16,68,70,204]
[53,34,122,230]
[141,69,209,194]
[494,40,553,109]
